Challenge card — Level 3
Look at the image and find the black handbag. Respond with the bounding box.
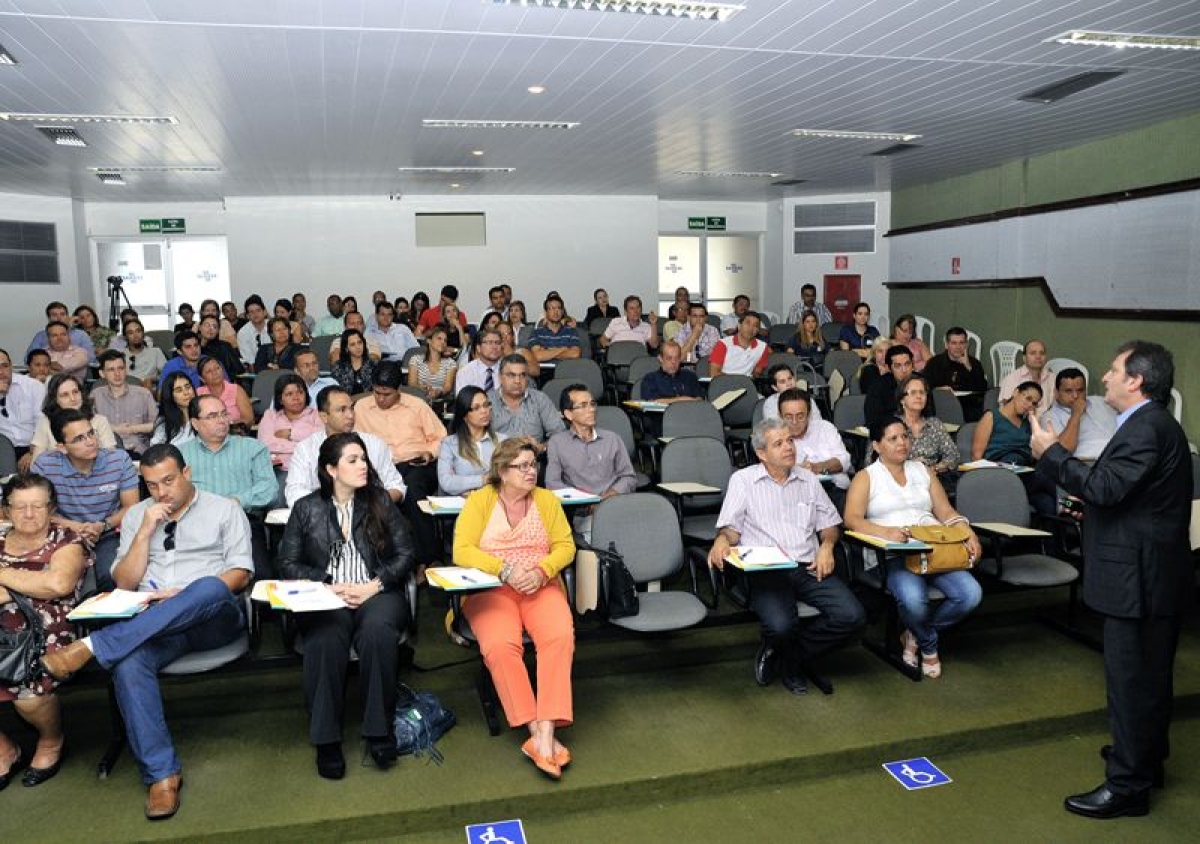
[597,542,639,620]
[393,684,456,764]
[0,590,47,685]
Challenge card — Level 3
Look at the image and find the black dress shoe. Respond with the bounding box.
[0,750,27,792]
[781,674,809,696]
[366,738,398,770]
[316,743,345,780]
[1100,745,1164,789]
[754,642,777,687]
[1064,783,1149,819]
[22,747,65,787]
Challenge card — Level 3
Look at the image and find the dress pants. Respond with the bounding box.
[749,567,866,675]
[295,591,409,745]
[398,461,440,564]
[1103,614,1181,794]
[89,576,244,784]
[92,530,121,593]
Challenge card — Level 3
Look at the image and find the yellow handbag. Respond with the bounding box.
[905,523,973,575]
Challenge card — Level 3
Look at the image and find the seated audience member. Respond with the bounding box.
[1041,368,1116,461]
[857,338,893,394]
[439,386,507,496]
[44,321,89,381]
[923,327,988,422]
[74,305,117,354]
[540,290,578,329]
[408,324,458,403]
[786,283,834,326]
[26,301,95,364]
[0,349,47,471]
[456,328,504,394]
[662,303,685,343]
[272,298,307,344]
[286,386,405,507]
[477,310,505,336]
[198,314,244,380]
[30,373,117,460]
[896,374,960,482]
[0,473,86,789]
[258,373,323,504]
[278,432,414,779]
[453,438,576,778]
[121,319,168,389]
[353,361,446,568]
[546,385,636,537]
[488,354,566,447]
[482,285,509,321]
[39,444,253,820]
[640,341,701,402]
[365,291,388,331]
[199,299,239,345]
[392,296,414,328]
[890,314,932,372]
[33,408,139,591]
[150,373,197,448]
[331,329,378,395]
[418,285,469,335]
[330,311,382,363]
[972,381,1041,466]
[91,350,158,456]
[434,303,467,352]
[838,302,881,360]
[785,311,829,372]
[507,300,528,330]
[999,339,1054,413]
[315,294,346,338]
[709,311,770,378]
[600,296,659,351]
[707,417,865,695]
[527,296,582,362]
[222,300,246,332]
[497,321,539,373]
[844,418,982,679]
[25,348,51,383]
[157,331,204,391]
[291,292,315,338]
[293,347,338,404]
[236,295,271,367]
[173,303,197,334]
[675,302,722,363]
[196,357,254,429]
[777,389,847,509]
[254,317,300,372]
[669,286,691,323]
[343,295,360,316]
[367,300,419,359]
[583,288,619,325]
[763,363,818,421]
[408,292,429,327]
[719,295,752,335]
[864,345,914,429]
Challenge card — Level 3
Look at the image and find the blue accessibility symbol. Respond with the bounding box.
[466,818,527,844]
[882,756,952,790]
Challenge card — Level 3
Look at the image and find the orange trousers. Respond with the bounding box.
[463,581,575,728]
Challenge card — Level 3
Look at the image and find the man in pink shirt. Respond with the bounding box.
[45,321,89,380]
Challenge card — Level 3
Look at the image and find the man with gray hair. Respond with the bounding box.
[707,417,865,696]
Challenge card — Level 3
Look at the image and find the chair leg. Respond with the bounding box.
[97,679,127,778]
[477,668,502,737]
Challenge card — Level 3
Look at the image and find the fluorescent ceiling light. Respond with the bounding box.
[423,118,579,130]
[676,170,784,178]
[96,172,126,185]
[0,45,17,65]
[0,112,177,124]
[527,85,546,94]
[36,125,87,147]
[1048,30,1200,51]
[792,129,921,142]
[1018,70,1124,104]
[87,165,222,173]
[489,0,744,21]
[471,149,485,156]
[397,166,516,173]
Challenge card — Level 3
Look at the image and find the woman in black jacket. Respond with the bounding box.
[278,432,414,780]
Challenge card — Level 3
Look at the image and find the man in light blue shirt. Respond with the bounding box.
[365,301,419,358]
[26,301,96,363]
[1042,368,1117,460]
[293,348,339,404]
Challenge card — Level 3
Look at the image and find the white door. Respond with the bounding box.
[93,238,230,331]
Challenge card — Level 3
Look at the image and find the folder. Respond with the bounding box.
[710,388,747,411]
[724,546,797,571]
[68,589,152,620]
[426,567,502,591]
[845,530,932,552]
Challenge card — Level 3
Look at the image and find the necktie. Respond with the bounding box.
[484,367,494,393]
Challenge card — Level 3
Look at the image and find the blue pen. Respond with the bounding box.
[461,574,479,584]
[148,579,159,590]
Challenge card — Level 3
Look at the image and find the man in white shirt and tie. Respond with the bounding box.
[0,347,47,471]
[455,328,504,394]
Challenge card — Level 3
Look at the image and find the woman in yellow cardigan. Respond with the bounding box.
[453,438,576,779]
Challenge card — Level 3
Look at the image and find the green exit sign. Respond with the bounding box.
[139,218,161,233]
[688,216,706,230]
[139,217,187,234]
[706,216,726,231]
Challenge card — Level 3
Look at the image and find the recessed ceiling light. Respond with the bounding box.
[422,119,579,130]
[791,129,922,142]
[527,85,546,95]
[676,170,785,179]
[471,149,485,156]
[96,172,126,185]
[489,0,744,21]
[0,112,177,124]
[0,44,17,65]
[87,165,222,173]
[1018,70,1125,103]
[1048,30,1200,51]
[450,183,461,189]
[397,166,516,174]
[36,126,87,147]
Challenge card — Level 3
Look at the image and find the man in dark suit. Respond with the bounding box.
[1031,340,1193,819]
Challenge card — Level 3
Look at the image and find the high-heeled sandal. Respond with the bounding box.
[900,630,919,668]
[921,652,942,679]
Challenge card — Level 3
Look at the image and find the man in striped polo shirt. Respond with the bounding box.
[32,407,140,591]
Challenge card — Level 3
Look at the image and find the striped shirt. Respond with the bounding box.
[32,448,138,524]
[180,435,277,510]
[329,498,371,585]
[526,324,581,351]
[716,463,840,563]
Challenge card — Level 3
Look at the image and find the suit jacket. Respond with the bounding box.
[277,491,414,592]
[1039,400,1193,619]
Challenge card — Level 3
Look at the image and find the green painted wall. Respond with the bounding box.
[892,111,1200,229]
[889,284,1197,444]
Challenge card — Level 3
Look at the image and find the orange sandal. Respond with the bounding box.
[521,738,561,780]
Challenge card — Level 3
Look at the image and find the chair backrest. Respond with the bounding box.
[705,313,723,330]
[982,386,1000,414]
[989,341,1023,386]
[517,324,534,347]
[964,329,982,361]
[956,467,1032,527]
[539,378,576,411]
[751,397,765,429]
[768,324,797,348]
[400,344,425,371]
[832,393,866,431]
[766,352,801,376]
[820,321,843,345]
[1170,387,1183,424]
[553,358,604,396]
[605,340,648,369]
[572,326,593,359]
[590,493,683,583]
[626,355,661,388]
[595,405,638,462]
[823,348,862,383]
[955,422,977,459]
[1047,358,1088,388]
[826,368,846,404]
[399,385,429,403]
[588,317,612,337]
[662,400,725,440]
[694,356,711,378]
[931,390,965,426]
[147,329,176,353]
[308,334,336,371]
[0,434,16,477]
[251,368,293,412]
[707,373,759,426]
[914,316,936,353]
[757,310,778,329]
[660,435,733,492]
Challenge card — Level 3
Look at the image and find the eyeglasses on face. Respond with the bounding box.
[67,429,98,445]
[506,461,538,473]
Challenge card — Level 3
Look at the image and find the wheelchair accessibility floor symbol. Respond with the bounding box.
[882,757,952,790]
[465,818,527,844]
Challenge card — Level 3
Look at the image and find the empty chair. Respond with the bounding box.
[820,321,844,346]
[539,378,575,410]
[832,393,866,432]
[823,349,862,384]
[659,436,734,544]
[604,341,650,399]
[932,390,965,426]
[554,358,604,397]
[147,329,176,353]
[572,326,593,359]
[768,324,797,349]
[914,316,937,354]
[662,400,725,441]
[708,373,759,460]
[1047,358,1088,387]
[964,329,982,361]
[989,341,1022,387]
[955,422,977,461]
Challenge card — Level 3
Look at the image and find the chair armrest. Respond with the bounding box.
[972,522,1052,539]
[685,546,719,610]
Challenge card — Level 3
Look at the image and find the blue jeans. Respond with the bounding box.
[884,557,982,655]
[89,576,244,784]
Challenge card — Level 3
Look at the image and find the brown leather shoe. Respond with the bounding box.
[145,774,183,820]
[40,640,93,682]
